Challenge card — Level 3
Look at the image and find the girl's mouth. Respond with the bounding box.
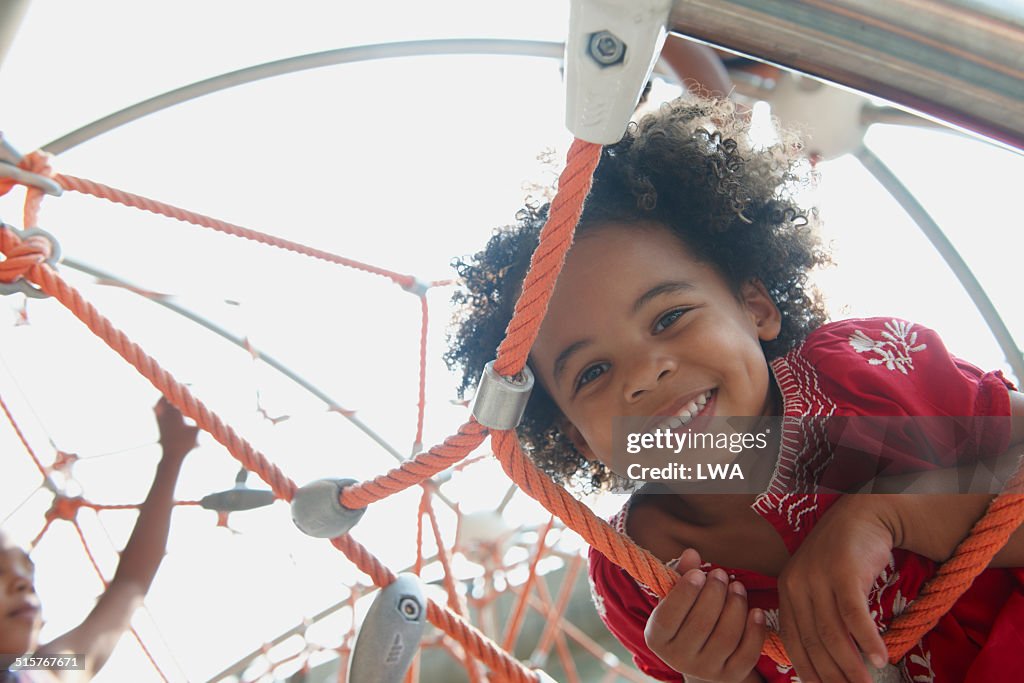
[647,389,715,433]
[6,603,40,622]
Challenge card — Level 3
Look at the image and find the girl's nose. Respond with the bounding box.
[624,353,677,402]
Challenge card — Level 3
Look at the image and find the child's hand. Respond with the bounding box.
[776,496,893,683]
[154,396,199,461]
[645,548,766,683]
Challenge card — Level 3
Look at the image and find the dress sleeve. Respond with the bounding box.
[799,318,1015,482]
[587,545,682,681]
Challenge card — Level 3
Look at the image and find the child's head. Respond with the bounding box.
[0,529,41,656]
[446,98,829,490]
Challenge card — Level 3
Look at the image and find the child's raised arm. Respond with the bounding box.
[37,397,197,679]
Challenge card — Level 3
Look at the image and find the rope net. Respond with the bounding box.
[1,136,1022,682]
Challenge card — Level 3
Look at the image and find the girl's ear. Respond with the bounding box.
[561,421,598,462]
[741,279,782,342]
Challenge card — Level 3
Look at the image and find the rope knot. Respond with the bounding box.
[45,495,85,522]
[0,225,60,297]
[0,224,51,279]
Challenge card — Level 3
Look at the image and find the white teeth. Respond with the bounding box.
[652,390,712,431]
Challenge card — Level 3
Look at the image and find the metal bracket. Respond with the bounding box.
[470,361,534,430]
[565,0,674,143]
[200,468,277,512]
[0,133,63,196]
[348,573,426,683]
[290,477,366,538]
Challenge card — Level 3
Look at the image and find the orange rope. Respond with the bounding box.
[413,293,429,452]
[882,478,1024,657]
[501,516,555,651]
[1,224,298,503]
[532,555,583,665]
[339,420,487,509]
[54,173,419,289]
[493,139,602,377]
[0,390,49,479]
[421,489,483,683]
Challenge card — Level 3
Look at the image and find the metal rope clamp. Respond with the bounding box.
[348,573,426,683]
[290,477,366,538]
[470,360,534,430]
[0,224,62,299]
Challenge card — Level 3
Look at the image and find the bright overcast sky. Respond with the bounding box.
[1,2,1022,682]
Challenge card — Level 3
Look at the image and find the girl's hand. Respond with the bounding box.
[645,548,766,683]
[776,495,893,683]
[154,396,199,461]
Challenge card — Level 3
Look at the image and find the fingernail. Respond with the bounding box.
[729,581,746,596]
[870,654,887,669]
[680,547,700,564]
[752,608,764,625]
[710,568,728,583]
[685,569,706,587]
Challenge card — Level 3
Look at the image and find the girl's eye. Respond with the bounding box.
[575,362,610,391]
[653,308,688,333]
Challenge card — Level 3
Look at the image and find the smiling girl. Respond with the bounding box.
[446,98,1024,683]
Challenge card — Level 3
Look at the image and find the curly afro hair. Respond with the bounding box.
[445,97,830,493]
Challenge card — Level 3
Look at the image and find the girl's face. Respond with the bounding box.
[0,531,41,655]
[530,223,782,468]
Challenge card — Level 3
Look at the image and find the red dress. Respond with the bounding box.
[588,318,1023,682]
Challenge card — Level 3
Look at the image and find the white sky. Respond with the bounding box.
[0,2,1022,682]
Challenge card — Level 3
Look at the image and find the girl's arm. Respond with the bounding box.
[864,388,1024,565]
[38,398,197,679]
[776,389,1024,683]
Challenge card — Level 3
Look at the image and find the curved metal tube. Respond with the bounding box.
[855,146,1024,384]
[43,39,566,155]
[670,0,1024,150]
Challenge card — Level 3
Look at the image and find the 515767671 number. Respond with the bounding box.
[10,654,84,670]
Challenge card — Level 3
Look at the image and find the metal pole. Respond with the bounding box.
[669,0,1024,150]
[855,146,1024,384]
[42,39,567,155]
[0,0,30,72]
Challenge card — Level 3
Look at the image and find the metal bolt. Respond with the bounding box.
[398,596,421,621]
[588,30,626,67]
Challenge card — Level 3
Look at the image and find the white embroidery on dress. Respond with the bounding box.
[849,320,927,374]
[588,575,607,620]
[763,608,781,633]
[909,649,936,682]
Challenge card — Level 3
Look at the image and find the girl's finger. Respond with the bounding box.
[675,567,730,656]
[674,547,703,575]
[645,568,706,649]
[835,584,888,672]
[812,591,872,683]
[790,588,857,683]
[721,607,767,682]
[778,589,824,683]
[703,580,749,657]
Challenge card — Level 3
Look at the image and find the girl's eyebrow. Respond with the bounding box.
[552,339,593,388]
[632,281,695,314]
